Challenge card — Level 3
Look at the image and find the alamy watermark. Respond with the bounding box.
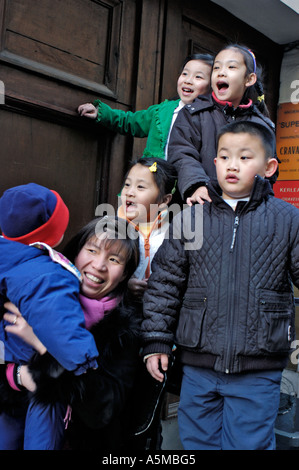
[291,80,299,104]
[0,340,4,364]
[0,81,4,105]
[95,201,203,251]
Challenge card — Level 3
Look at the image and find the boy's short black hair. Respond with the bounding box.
[217,121,275,159]
[180,53,214,72]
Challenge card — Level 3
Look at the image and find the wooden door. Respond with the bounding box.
[0,0,138,243]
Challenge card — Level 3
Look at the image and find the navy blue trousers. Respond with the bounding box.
[178,365,282,450]
[0,401,66,450]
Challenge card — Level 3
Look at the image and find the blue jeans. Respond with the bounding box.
[178,365,282,450]
[0,401,66,450]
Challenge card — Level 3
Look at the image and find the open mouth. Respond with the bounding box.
[217,81,229,92]
[126,201,136,209]
[182,87,194,94]
[85,273,104,284]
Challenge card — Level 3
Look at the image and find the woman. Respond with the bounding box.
[1,216,146,450]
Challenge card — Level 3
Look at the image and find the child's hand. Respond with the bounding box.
[77,103,97,119]
[4,302,47,355]
[128,277,148,297]
[146,354,168,382]
[19,365,37,392]
[186,186,212,206]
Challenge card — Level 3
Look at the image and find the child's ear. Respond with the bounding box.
[264,158,278,178]
[159,193,172,208]
[245,72,257,88]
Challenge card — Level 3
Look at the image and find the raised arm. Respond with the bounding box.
[78,99,158,137]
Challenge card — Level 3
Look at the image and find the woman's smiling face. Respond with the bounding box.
[75,235,128,299]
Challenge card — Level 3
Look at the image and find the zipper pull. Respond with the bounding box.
[230,216,239,252]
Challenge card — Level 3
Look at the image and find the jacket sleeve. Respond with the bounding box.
[8,270,98,374]
[0,364,28,415]
[168,106,210,200]
[141,211,191,356]
[94,100,158,138]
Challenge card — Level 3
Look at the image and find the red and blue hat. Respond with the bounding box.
[0,183,69,246]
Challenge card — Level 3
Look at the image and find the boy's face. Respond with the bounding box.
[214,132,276,200]
[177,60,212,105]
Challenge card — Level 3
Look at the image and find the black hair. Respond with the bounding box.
[63,217,140,296]
[124,157,178,201]
[220,44,270,118]
[217,121,275,160]
[180,53,214,72]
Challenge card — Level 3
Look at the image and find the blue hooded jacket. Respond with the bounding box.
[0,238,98,374]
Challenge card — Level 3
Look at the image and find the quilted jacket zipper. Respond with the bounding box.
[225,210,242,372]
[230,215,240,252]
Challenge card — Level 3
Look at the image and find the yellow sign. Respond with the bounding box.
[276,102,299,180]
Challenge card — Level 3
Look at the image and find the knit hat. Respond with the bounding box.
[0,183,69,246]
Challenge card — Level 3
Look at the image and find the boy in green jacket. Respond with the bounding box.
[77,54,213,159]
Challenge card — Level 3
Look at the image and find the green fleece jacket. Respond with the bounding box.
[94,98,181,159]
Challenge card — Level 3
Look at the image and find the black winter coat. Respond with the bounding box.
[27,302,141,450]
[141,177,299,374]
[168,94,277,200]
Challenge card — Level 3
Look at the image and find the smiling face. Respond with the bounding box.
[120,163,163,223]
[212,49,256,107]
[177,59,212,105]
[215,132,277,200]
[75,235,128,299]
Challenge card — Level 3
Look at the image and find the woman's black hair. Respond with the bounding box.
[63,217,140,297]
[124,157,178,201]
[221,44,270,117]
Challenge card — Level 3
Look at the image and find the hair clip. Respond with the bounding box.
[257,94,265,102]
[149,162,157,172]
[171,179,177,195]
[247,49,256,74]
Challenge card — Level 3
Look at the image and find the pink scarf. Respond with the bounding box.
[79,294,121,330]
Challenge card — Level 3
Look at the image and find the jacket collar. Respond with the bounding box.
[185,94,214,114]
[211,91,253,110]
[207,175,274,211]
[185,92,254,115]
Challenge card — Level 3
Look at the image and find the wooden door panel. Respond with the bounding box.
[2,0,122,91]
[0,108,101,244]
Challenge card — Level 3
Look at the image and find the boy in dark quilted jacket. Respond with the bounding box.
[141,121,299,450]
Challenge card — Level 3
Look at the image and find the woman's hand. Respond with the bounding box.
[77,103,97,119]
[186,186,212,206]
[128,277,148,298]
[4,302,47,355]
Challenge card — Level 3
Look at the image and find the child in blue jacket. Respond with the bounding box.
[0,183,99,449]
